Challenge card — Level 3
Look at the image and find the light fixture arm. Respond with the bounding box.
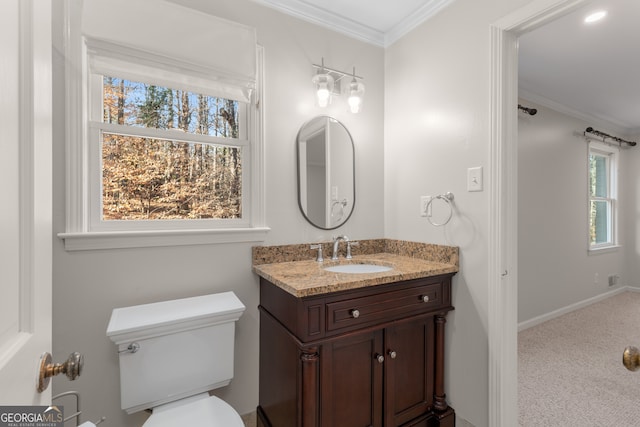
[312,59,364,81]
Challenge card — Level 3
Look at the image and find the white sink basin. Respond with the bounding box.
[324,264,393,274]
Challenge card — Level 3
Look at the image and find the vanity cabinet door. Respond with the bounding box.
[320,329,384,427]
[384,317,435,426]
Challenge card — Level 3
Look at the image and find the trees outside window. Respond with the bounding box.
[100,78,245,221]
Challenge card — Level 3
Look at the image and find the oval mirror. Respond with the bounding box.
[296,116,355,230]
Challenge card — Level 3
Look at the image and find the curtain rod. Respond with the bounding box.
[518,104,537,115]
[584,127,637,147]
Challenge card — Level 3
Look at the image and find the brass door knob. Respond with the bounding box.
[623,346,640,371]
[37,352,84,393]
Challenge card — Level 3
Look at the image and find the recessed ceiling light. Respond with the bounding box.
[584,10,607,24]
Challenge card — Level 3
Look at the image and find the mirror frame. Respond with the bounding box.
[296,116,356,230]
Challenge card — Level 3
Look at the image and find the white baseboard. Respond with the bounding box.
[518,286,640,332]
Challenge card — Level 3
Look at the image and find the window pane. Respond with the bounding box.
[102,77,240,138]
[589,153,608,198]
[589,200,609,245]
[102,133,242,220]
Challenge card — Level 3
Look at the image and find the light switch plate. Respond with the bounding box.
[467,166,483,192]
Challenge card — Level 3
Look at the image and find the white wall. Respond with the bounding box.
[384,1,529,425]
[518,100,629,324]
[51,0,384,425]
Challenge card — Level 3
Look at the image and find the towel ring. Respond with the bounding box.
[426,192,454,227]
[331,198,348,222]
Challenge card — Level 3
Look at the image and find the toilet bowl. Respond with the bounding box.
[142,393,243,427]
[107,292,246,426]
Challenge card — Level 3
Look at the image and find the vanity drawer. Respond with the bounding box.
[326,282,442,333]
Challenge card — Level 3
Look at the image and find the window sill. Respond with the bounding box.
[588,244,621,255]
[58,227,270,251]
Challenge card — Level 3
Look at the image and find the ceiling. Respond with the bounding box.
[519,0,640,135]
[256,0,640,135]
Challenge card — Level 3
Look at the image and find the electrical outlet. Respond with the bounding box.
[420,196,432,217]
[594,273,599,284]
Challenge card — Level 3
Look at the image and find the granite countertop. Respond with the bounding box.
[252,239,459,298]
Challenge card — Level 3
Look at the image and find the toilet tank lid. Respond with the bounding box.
[106,291,245,344]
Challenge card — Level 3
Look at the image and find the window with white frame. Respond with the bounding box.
[60,1,267,250]
[588,142,618,250]
[90,75,249,230]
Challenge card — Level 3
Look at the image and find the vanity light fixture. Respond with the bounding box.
[312,58,364,113]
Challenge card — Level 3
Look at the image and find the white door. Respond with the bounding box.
[0,0,53,404]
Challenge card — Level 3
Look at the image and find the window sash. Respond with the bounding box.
[589,199,612,246]
[90,74,250,143]
[90,122,250,149]
[588,142,618,250]
[88,130,252,232]
[88,73,252,232]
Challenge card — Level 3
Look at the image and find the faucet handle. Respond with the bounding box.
[310,244,324,262]
[346,241,359,259]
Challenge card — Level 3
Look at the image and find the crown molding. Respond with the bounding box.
[252,0,455,48]
[252,0,385,46]
[519,88,638,137]
[385,0,454,46]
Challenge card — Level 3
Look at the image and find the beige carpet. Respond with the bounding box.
[519,291,640,426]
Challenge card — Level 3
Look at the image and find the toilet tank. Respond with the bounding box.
[106,292,245,414]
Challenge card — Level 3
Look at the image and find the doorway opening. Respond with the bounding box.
[489,1,590,425]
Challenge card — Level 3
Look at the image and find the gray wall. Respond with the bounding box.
[518,100,629,324]
[52,0,384,425]
[384,1,529,425]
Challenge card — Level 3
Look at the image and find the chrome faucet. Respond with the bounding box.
[332,235,349,260]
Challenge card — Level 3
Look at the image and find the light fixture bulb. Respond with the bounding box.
[347,76,365,113]
[584,10,607,23]
[317,85,330,107]
[312,72,334,108]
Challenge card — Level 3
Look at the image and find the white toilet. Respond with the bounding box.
[106,291,246,426]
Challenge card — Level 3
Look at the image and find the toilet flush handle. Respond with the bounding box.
[119,342,140,354]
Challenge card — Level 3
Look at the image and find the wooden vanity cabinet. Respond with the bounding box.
[257,274,455,427]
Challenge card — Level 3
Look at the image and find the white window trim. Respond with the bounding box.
[87,78,252,233]
[587,141,618,254]
[58,9,268,250]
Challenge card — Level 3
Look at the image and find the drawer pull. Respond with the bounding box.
[351,309,360,319]
[422,295,430,303]
[388,350,397,359]
[375,354,385,364]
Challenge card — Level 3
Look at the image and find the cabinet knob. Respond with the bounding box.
[388,350,397,359]
[421,295,430,303]
[351,309,360,319]
[375,354,385,364]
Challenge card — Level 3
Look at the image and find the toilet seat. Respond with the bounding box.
[142,393,244,427]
